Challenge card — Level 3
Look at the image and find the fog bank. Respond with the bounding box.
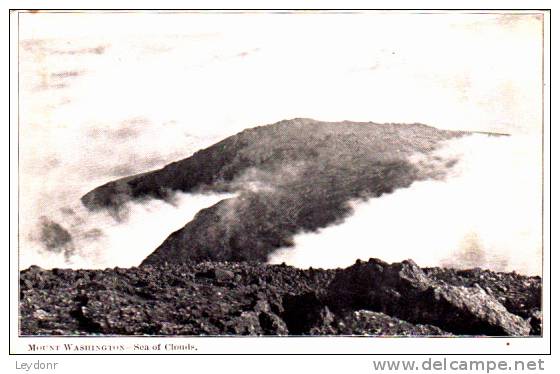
[269,134,542,275]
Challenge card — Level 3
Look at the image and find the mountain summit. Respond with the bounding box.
[81,118,468,265]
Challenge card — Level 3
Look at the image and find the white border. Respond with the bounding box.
[4,5,553,360]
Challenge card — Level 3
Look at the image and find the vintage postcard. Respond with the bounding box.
[9,9,550,358]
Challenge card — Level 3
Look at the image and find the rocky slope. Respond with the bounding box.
[81,119,469,265]
[20,258,541,336]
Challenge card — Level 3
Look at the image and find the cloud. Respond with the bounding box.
[268,134,542,275]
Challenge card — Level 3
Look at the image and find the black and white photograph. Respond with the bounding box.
[8,8,550,358]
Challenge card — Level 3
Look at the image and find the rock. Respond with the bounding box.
[529,310,542,335]
[330,310,451,336]
[426,284,530,336]
[21,279,34,291]
[327,259,531,336]
[227,311,262,335]
[18,260,540,337]
[258,311,289,335]
[213,268,235,282]
[281,292,336,335]
[33,309,51,321]
[77,281,107,291]
[326,258,432,310]
[424,267,542,319]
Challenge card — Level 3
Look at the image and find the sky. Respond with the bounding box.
[19,11,543,137]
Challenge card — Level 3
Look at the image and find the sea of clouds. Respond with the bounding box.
[269,134,542,275]
[17,12,543,273]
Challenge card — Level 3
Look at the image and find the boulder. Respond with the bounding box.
[330,310,451,336]
[326,259,530,336]
[281,292,336,335]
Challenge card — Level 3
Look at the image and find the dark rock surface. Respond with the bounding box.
[20,259,541,337]
[326,259,532,336]
[317,310,452,336]
[424,267,542,319]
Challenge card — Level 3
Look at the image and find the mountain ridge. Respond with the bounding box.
[81,118,467,211]
[81,118,483,265]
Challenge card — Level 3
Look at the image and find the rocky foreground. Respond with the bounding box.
[20,258,541,336]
